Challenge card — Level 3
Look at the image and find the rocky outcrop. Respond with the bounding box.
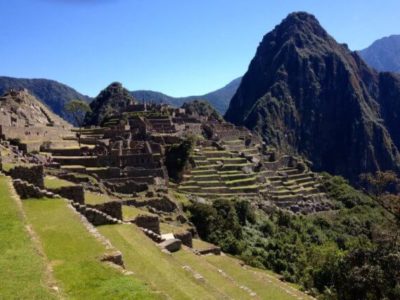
[0,89,71,128]
[225,12,400,182]
[0,76,90,125]
[100,251,124,267]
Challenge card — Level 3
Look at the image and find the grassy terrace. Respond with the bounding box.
[99,224,218,299]
[205,255,312,300]
[0,176,57,299]
[225,176,257,185]
[98,224,305,299]
[44,176,75,189]
[23,198,157,299]
[159,222,189,234]
[85,191,112,205]
[122,205,155,221]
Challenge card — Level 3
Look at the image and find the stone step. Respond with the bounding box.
[220,163,252,171]
[225,177,258,187]
[191,174,220,182]
[196,181,224,188]
[220,173,254,181]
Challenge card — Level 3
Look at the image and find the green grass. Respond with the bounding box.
[171,191,191,206]
[99,224,304,299]
[99,224,224,299]
[172,250,253,299]
[225,176,257,185]
[205,255,312,300]
[23,198,158,299]
[2,162,16,172]
[159,222,188,234]
[44,176,75,189]
[122,206,155,221]
[85,191,112,205]
[0,176,57,299]
[192,238,216,251]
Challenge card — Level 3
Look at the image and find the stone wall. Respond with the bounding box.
[73,202,120,226]
[133,214,160,234]
[174,231,193,248]
[104,180,148,194]
[10,165,44,188]
[13,179,57,199]
[0,125,69,143]
[90,201,122,220]
[49,185,85,204]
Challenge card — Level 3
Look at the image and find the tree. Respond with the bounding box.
[65,99,91,146]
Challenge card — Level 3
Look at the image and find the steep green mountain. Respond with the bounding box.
[0,76,90,124]
[132,77,241,114]
[181,100,223,121]
[84,82,136,126]
[225,12,400,181]
[359,35,400,73]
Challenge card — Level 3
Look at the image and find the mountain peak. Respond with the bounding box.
[225,13,400,181]
[84,82,136,126]
[272,11,329,42]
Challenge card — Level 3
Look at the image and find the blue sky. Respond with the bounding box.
[0,0,399,97]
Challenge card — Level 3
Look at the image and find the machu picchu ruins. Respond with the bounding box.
[3,5,400,299]
[0,84,327,299]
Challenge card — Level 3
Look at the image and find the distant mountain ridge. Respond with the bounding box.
[359,35,400,73]
[225,12,400,182]
[0,76,240,123]
[131,77,241,114]
[0,76,90,124]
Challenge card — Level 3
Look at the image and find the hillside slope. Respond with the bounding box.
[0,89,71,128]
[225,12,400,181]
[359,35,400,73]
[0,77,90,124]
[84,82,136,126]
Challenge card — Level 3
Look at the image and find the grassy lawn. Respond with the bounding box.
[44,176,76,189]
[122,205,155,221]
[85,191,112,205]
[172,250,254,299]
[99,224,222,299]
[0,176,57,299]
[23,198,158,299]
[192,238,217,251]
[159,222,189,235]
[205,255,312,300]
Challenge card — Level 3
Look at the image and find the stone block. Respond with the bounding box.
[159,239,182,253]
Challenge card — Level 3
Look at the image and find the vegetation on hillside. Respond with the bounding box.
[187,173,400,299]
[165,138,194,182]
[182,100,223,121]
